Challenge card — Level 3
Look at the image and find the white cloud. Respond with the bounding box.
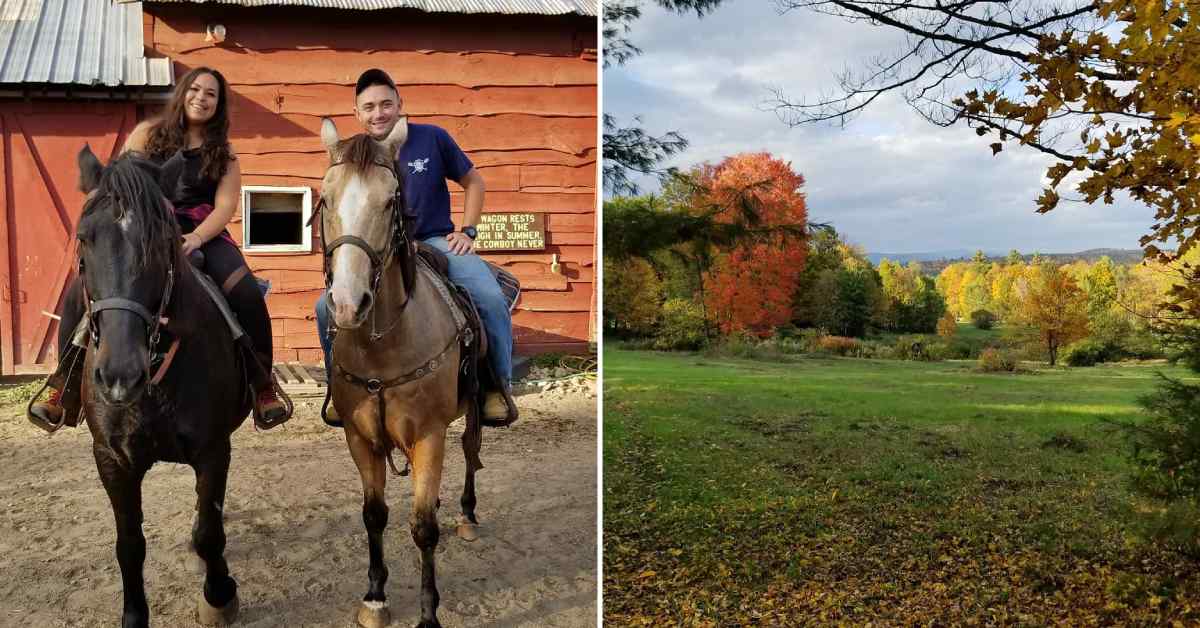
[604,0,1156,254]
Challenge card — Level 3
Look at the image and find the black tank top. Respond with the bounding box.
[159,147,219,208]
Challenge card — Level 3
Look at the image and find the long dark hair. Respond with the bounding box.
[144,67,235,181]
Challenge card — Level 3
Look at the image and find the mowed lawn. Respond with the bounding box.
[604,349,1200,625]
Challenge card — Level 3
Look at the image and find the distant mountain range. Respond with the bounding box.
[868,248,1147,274]
[867,250,983,265]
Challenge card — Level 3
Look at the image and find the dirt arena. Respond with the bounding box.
[0,379,597,627]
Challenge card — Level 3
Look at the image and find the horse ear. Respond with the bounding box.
[78,144,103,193]
[320,117,339,155]
[382,115,408,156]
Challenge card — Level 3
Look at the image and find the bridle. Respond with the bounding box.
[85,265,174,353]
[79,195,180,388]
[313,157,413,338]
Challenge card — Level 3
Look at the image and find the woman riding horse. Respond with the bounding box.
[29,66,290,430]
[70,144,253,628]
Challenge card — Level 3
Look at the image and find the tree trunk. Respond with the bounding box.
[696,259,712,339]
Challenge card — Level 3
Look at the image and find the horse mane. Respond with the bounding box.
[83,153,181,271]
[337,133,388,176]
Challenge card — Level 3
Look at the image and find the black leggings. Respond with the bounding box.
[58,234,274,377]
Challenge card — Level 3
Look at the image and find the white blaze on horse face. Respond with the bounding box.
[330,174,380,326]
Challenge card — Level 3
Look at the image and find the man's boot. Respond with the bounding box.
[481,384,518,427]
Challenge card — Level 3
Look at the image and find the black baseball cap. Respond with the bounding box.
[355,68,397,97]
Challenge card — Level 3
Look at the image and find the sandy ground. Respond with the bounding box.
[0,381,597,628]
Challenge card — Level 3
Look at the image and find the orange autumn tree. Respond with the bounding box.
[1015,264,1090,366]
[699,153,808,336]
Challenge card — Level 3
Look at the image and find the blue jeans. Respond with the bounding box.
[316,235,513,386]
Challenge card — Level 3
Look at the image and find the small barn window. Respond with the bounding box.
[241,186,312,253]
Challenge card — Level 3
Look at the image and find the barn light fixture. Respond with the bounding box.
[205,23,227,43]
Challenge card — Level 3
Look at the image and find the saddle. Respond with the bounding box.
[415,243,519,428]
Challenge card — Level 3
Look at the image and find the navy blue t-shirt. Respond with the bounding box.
[394,123,474,241]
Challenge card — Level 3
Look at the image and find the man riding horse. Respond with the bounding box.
[315,69,517,425]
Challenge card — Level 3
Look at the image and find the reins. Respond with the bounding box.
[80,243,181,390]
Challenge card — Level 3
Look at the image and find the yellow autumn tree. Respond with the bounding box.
[936,264,967,319]
[603,257,663,336]
[936,311,958,338]
[1014,265,1090,366]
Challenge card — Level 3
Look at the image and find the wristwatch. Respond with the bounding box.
[461,225,478,240]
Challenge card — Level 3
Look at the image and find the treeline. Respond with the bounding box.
[604,151,950,349]
[934,251,1166,365]
[605,151,1192,367]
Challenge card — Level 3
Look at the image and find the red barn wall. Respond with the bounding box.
[144,5,597,363]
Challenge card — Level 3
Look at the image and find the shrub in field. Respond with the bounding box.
[1118,374,1200,557]
[923,342,951,361]
[978,347,1018,372]
[703,331,751,358]
[816,335,862,357]
[936,311,958,337]
[1063,339,1111,367]
[653,298,707,351]
[855,339,893,359]
[704,331,797,361]
[797,328,827,352]
[971,309,997,330]
[1127,376,1200,501]
[761,333,806,355]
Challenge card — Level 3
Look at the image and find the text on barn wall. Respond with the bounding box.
[475,212,546,251]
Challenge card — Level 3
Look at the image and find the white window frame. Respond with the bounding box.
[240,185,312,254]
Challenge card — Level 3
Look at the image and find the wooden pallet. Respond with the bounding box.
[273,362,327,397]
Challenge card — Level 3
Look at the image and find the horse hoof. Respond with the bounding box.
[356,601,391,628]
[196,591,239,626]
[416,620,442,628]
[456,521,479,542]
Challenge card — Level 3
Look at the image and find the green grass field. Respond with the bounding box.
[604,349,1200,625]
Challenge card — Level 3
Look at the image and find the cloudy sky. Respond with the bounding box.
[604,0,1156,255]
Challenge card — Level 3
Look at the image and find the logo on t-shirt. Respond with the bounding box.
[407,158,431,174]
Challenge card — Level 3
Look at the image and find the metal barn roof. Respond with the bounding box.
[0,0,173,87]
[140,0,596,16]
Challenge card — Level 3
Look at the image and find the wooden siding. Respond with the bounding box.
[146,5,597,361]
[0,101,135,374]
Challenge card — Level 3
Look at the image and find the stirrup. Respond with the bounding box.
[26,384,68,434]
[253,376,293,430]
[480,387,518,428]
[321,391,343,428]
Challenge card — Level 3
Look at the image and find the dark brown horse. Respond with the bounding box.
[318,117,484,628]
[74,146,251,628]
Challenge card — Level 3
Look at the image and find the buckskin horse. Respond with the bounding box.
[317,117,485,628]
[71,146,250,628]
